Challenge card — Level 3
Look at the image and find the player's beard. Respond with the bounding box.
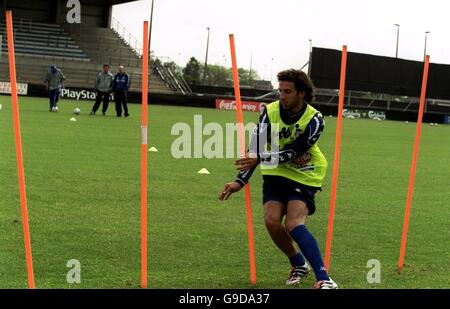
[281,98,301,114]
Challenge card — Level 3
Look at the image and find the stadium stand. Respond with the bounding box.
[0,19,185,94]
[0,19,88,59]
[310,47,450,115]
[0,0,190,95]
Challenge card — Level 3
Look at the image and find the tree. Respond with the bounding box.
[181,56,261,87]
[163,61,183,79]
[183,57,201,85]
[201,64,231,86]
[238,68,260,85]
[153,57,162,67]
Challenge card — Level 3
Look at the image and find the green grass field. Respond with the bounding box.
[0,96,449,288]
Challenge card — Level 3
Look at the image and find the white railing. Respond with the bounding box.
[110,17,142,56]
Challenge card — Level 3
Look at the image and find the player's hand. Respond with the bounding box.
[219,182,242,201]
[235,153,258,171]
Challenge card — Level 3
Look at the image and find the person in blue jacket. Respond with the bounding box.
[112,65,131,117]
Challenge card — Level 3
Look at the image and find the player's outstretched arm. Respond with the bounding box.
[220,107,268,201]
[219,182,242,201]
[235,153,259,171]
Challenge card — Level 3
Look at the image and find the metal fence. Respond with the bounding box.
[315,88,450,114]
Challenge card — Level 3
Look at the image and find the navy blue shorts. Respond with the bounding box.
[49,88,60,106]
[262,176,320,215]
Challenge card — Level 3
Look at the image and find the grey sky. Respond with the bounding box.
[112,0,450,85]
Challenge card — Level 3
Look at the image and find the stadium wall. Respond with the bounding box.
[57,0,111,27]
[0,0,55,22]
[25,84,447,123]
[0,0,135,27]
[189,85,272,98]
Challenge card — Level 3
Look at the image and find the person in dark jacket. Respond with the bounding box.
[112,65,131,117]
[43,64,65,112]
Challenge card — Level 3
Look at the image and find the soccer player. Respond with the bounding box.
[112,65,131,117]
[43,64,65,112]
[91,64,114,116]
[219,69,338,289]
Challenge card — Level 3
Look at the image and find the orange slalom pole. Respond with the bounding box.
[398,55,430,271]
[141,21,149,288]
[324,45,347,271]
[229,34,257,285]
[6,10,35,289]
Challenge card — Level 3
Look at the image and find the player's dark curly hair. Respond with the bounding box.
[277,69,315,103]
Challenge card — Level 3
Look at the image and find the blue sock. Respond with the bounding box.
[290,225,329,281]
[289,252,306,267]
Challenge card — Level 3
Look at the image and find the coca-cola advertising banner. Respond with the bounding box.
[215,99,267,112]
